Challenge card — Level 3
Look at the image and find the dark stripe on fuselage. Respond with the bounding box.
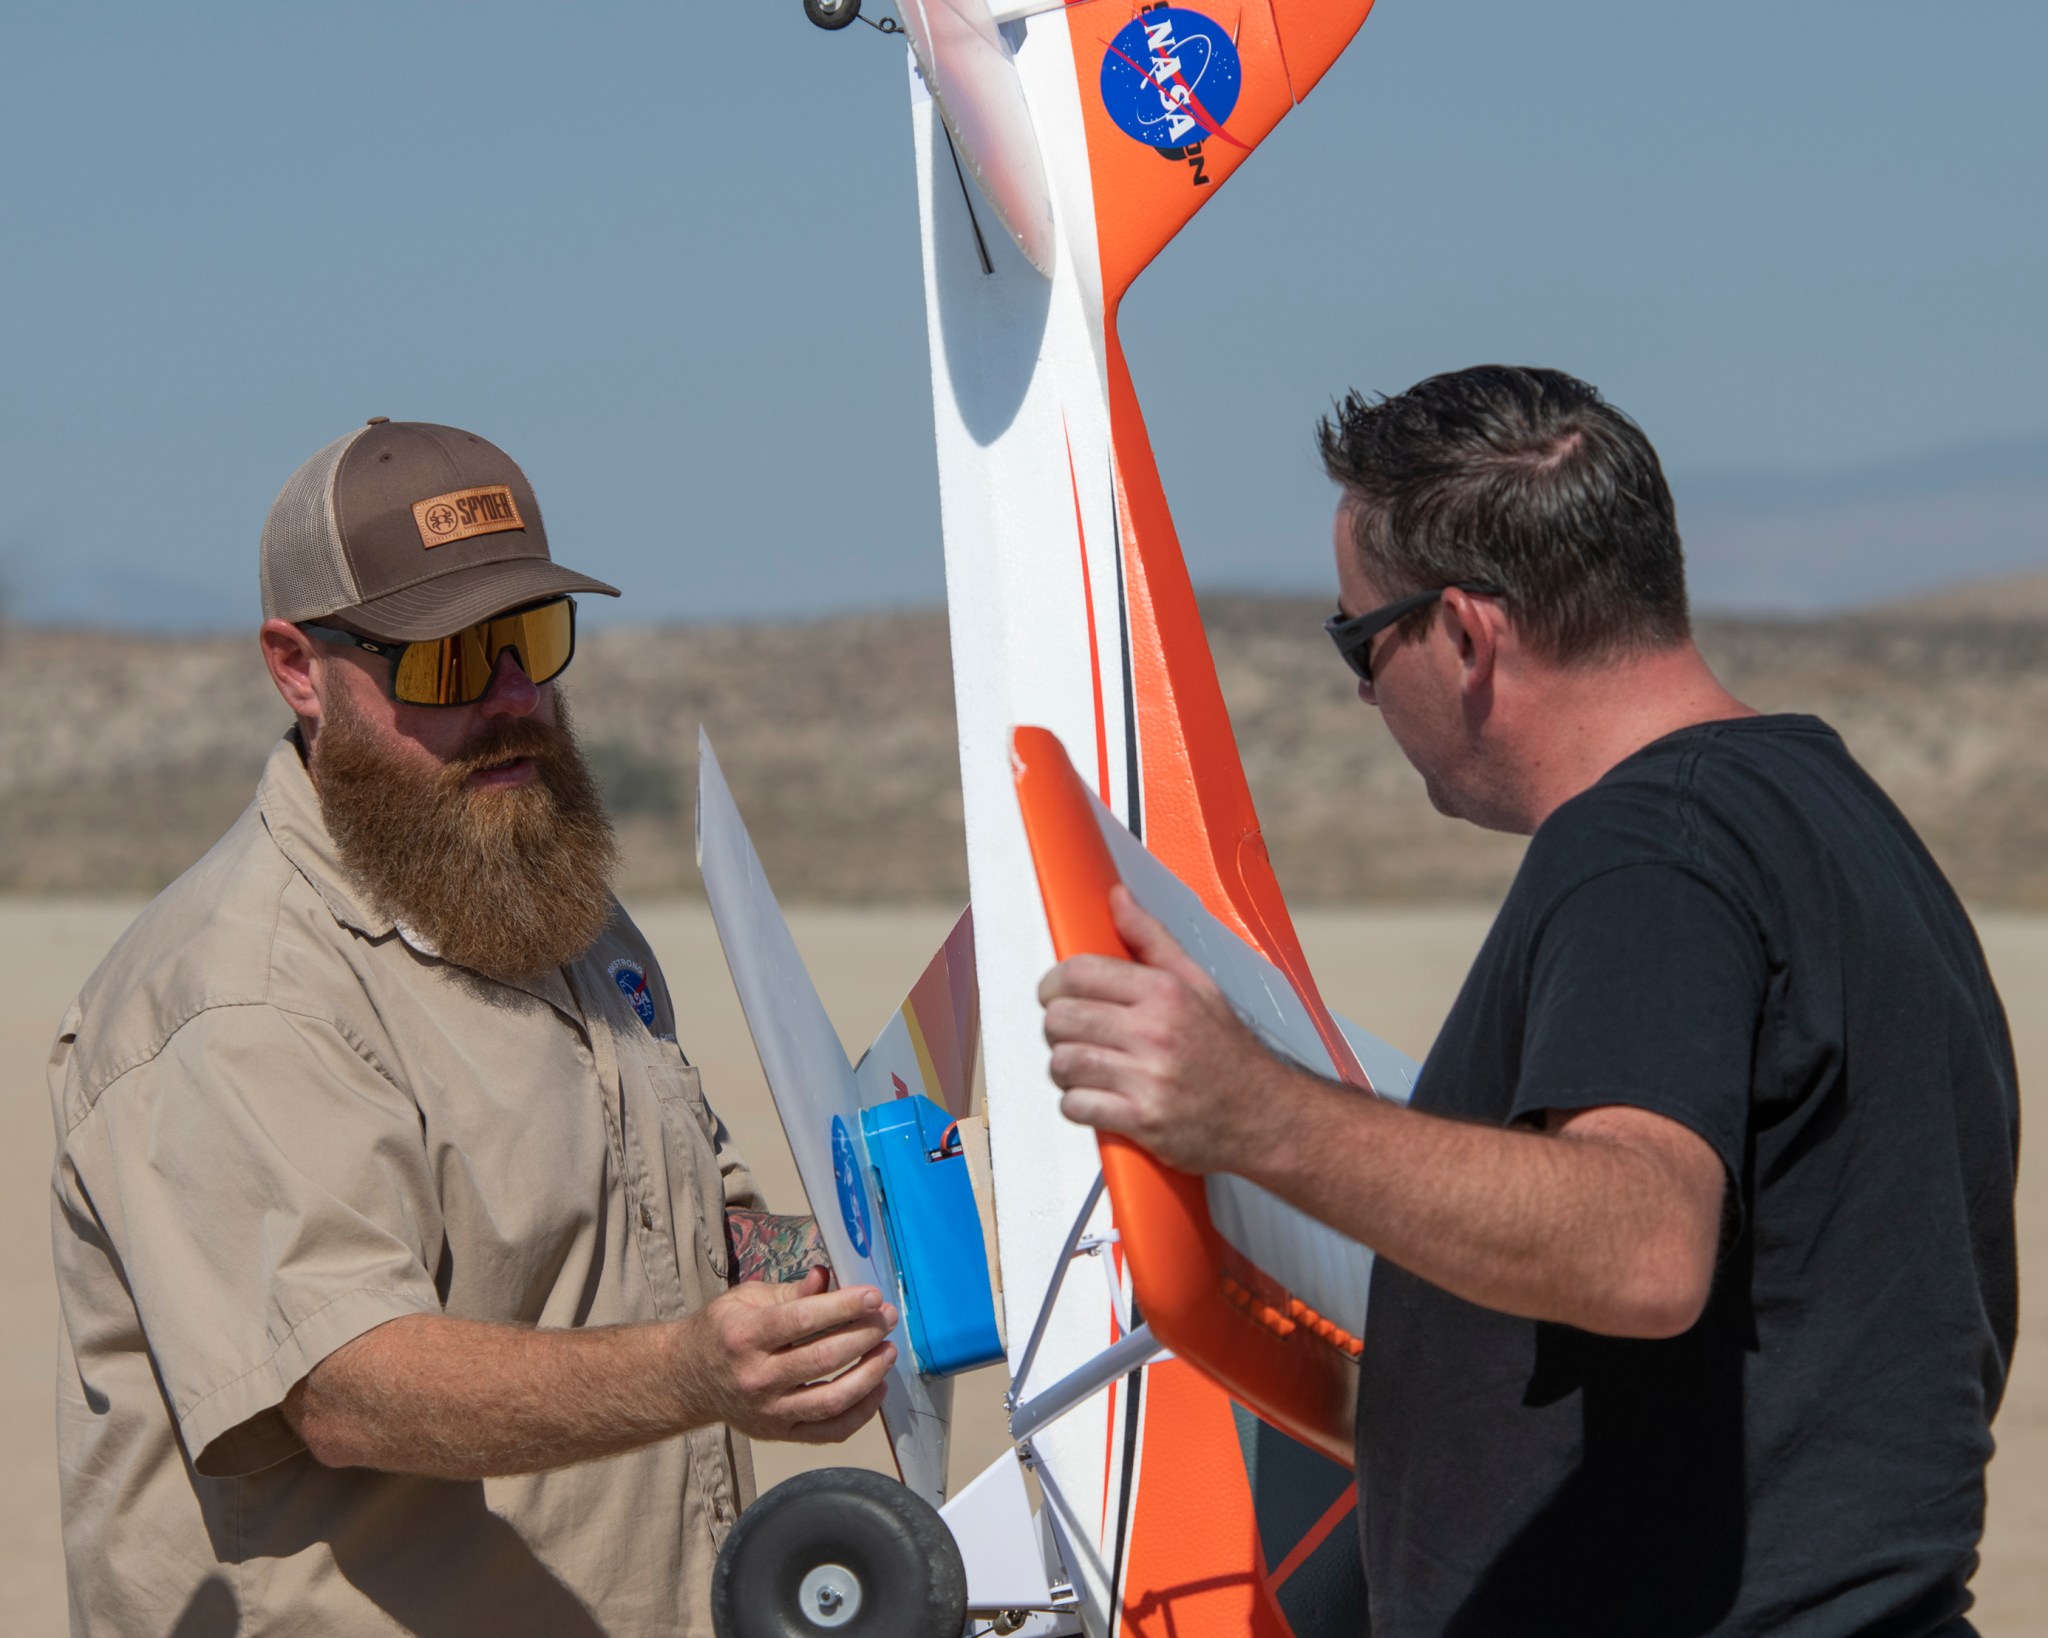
[1108,1293,1146,1626]
[1111,453,1142,842]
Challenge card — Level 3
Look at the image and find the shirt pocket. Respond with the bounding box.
[649,1057,730,1284]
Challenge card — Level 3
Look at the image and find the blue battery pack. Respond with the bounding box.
[858,1095,1005,1377]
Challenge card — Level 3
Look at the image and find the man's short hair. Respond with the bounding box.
[1317,365,1690,662]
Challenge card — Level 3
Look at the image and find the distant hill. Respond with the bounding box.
[2,589,2043,906]
[1855,568,2048,623]
[9,440,2044,632]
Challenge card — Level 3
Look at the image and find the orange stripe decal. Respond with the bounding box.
[1066,419,1114,804]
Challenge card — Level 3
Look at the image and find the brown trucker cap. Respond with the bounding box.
[259,418,620,641]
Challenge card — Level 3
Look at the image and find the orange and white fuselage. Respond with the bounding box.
[906,3,1387,1633]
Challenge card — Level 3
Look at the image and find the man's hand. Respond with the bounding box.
[285,1275,901,1478]
[674,1268,898,1445]
[725,1210,830,1284]
[1038,885,1282,1176]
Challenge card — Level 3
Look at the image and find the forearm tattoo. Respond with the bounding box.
[725,1210,830,1285]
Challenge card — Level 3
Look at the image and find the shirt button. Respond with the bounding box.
[639,1204,653,1230]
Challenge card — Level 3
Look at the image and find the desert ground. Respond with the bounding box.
[0,896,2040,1633]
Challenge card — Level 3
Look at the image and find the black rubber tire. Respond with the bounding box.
[802,0,863,30]
[712,1467,968,1638]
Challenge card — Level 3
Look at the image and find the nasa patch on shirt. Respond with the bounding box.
[607,958,660,1034]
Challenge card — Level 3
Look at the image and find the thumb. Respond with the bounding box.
[1108,885,1212,992]
[753,1266,830,1305]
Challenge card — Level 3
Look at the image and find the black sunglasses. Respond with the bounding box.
[1323,581,1505,687]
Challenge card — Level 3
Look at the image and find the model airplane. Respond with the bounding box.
[708,2,1389,1635]
[701,724,1417,1636]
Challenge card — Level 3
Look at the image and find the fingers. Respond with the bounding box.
[1037,952,1155,1008]
[796,1381,891,1445]
[749,1283,896,1351]
[1041,989,1212,1087]
[1040,995,1141,1052]
[791,1380,891,1445]
[772,1348,896,1444]
[1056,1087,1145,1141]
[721,1278,898,1395]
[1046,1037,1139,1095]
[772,1317,899,1389]
[741,1265,832,1308]
[1035,894,1215,1020]
[1107,885,1213,991]
[780,1378,891,1446]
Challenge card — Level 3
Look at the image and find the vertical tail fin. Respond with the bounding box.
[1069,0,1378,300]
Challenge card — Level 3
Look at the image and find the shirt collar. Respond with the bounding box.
[257,730,395,939]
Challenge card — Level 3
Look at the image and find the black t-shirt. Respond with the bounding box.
[1356,715,2019,1638]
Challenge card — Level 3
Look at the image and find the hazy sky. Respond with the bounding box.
[3,2,2043,628]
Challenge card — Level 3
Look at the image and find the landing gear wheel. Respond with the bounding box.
[712,1467,968,1638]
[803,0,863,30]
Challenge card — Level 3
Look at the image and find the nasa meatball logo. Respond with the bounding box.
[607,958,658,1032]
[830,1116,872,1260]
[1099,6,1243,152]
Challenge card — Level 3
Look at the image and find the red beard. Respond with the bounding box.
[310,690,619,984]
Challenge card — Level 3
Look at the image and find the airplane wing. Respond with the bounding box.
[1014,723,1418,1463]
[694,729,956,1506]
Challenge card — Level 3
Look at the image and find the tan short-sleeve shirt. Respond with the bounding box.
[49,735,762,1636]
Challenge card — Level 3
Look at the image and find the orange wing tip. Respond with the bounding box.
[1011,726,1129,963]
[1014,724,1358,1465]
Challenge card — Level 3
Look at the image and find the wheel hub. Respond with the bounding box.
[798,1563,862,1629]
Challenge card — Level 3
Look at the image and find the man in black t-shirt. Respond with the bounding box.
[1037,366,2018,1636]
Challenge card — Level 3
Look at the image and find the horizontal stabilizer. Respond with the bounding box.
[1067,0,1381,299]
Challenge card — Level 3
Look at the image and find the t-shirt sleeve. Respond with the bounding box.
[1512,862,1766,1180]
[68,1004,444,1477]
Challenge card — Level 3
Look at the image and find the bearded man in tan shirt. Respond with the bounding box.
[47,419,894,1636]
